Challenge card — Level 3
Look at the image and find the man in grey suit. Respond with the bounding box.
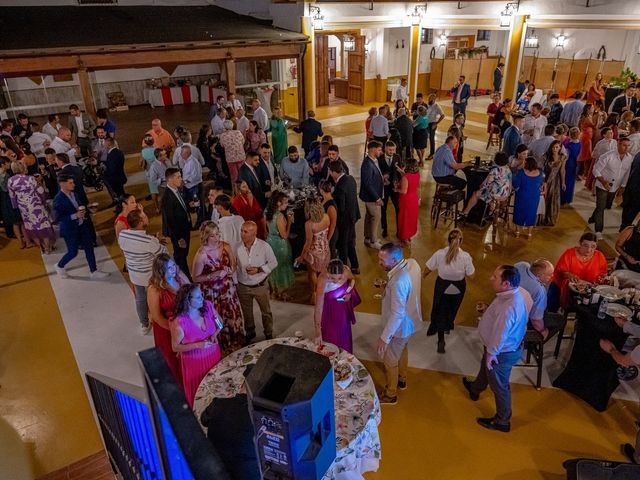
[91,126,117,163]
[68,103,96,157]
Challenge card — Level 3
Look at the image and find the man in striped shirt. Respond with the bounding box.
[118,209,167,334]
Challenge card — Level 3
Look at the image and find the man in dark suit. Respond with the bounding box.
[359,140,384,249]
[621,150,640,230]
[53,174,108,279]
[501,115,525,158]
[329,161,360,274]
[239,151,268,209]
[161,167,192,279]
[54,152,87,205]
[393,108,413,161]
[293,110,324,157]
[104,136,127,198]
[320,145,350,185]
[378,141,401,239]
[493,63,504,93]
[609,84,638,116]
[450,75,471,116]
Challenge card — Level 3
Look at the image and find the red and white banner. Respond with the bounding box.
[146,85,199,108]
[200,85,227,104]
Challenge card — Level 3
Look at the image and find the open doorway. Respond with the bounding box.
[315,31,365,107]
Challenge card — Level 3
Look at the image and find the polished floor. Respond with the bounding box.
[1,96,637,479]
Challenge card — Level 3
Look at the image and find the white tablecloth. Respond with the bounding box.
[146,85,199,108]
[200,85,227,104]
[193,337,382,480]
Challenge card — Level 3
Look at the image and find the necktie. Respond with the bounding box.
[174,189,187,212]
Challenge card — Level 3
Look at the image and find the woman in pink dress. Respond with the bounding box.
[172,284,222,407]
[147,253,190,383]
[296,197,330,304]
[313,259,360,353]
[245,120,266,153]
[396,158,420,245]
[192,221,245,354]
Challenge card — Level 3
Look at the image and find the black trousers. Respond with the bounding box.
[428,124,437,157]
[381,190,399,236]
[336,221,359,269]
[434,175,467,191]
[171,233,192,281]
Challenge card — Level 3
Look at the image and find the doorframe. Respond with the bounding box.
[314,29,363,106]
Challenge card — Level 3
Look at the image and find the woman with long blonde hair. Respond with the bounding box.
[423,229,475,353]
[296,196,330,304]
[191,221,245,353]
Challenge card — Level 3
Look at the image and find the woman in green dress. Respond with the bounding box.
[269,107,288,168]
[265,191,295,300]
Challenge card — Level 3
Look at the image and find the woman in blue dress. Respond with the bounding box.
[561,127,581,205]
[513,156,544,238]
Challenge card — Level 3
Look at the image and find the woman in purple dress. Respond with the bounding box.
[171,284,222,407]
[313,259,361,353]
[7,160,53,253]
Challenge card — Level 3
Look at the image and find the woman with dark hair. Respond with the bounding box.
[319,180,338,258]
[577,103,595,177]
[423,229,475,353]
[396,158,420,245]
[114,193,138,239]
[492,98,513,136]
[547,232,608,311]
[509,144,529,172]
[562,127,581,205]
[365,107,377,143]
[171,284,222,407]
[296,196,330,304]
[542,140,566,226]
[460,152,512,218]
[0,156,28,245]
[313,259,360,352]
[196,124,215,172]
[232,180,266,239]
[512,156,544,238]
[393,99,406,119]
[245,120,266,153]
[265,191,295,299]
[412,105,429,166]
[147,253,190,383]
[191,221,245,353]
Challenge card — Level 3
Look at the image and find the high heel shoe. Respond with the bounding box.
[437,340,446,354]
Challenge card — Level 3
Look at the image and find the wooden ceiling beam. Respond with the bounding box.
[0,44,304,76]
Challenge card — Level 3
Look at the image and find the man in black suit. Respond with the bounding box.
[359,140,384,249]
[161,167,192,279]
[104,136,127,198]
[293,110,324,156]
[320,144,350,185]
[54,152,87,205]
[609,84,638,116]
[393,108,413,161]
[330,161,360,274]
[239,151,268,209]
[378,141,401,239]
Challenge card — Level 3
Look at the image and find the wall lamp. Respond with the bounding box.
[553,34,567,49]
[525,29,539,49]
[409,4,427,26]
[437,34,448,48]
[499,1,520,28]
[309,5,324,31]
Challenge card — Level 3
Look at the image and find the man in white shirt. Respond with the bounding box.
[27,123,51,161]
[589,137,632,239]
[463,265,532,432]
[42,114,61,140]
[179,145,204,226]
[50,127,78,165]
[522,103,547,146]
[211,109,227,136]
[225,92,243,111]
[214,194,245,249]
[376,243,422,404]
[251,99,269,132]
[627,119,640,158]
[173,134,205,168]
[235,221,278,342]
[394,78,408,104]
[118,209,167,334]
[368,111,389,144]
[528,124,556,168]
[236,108,250,135]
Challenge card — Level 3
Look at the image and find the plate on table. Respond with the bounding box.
[595,285,624,300]
[316,342,339,358]
[569,281,592,294]
[606,303,632,319]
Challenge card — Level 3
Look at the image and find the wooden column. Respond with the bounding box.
[297,53,305,121]
[77,67,96,117]
[408,26,421,102]
[301,16,316,112]
[225,57,236,94]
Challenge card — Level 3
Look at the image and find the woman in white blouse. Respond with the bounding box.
[423,229,475,354]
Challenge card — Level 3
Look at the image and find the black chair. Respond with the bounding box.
[431,185,465,228]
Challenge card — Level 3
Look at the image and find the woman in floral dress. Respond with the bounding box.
[296,196,330,304]
[460,152,512,218]
[8,160,53,253]
[192,221,245,354]
[543,140,567,226]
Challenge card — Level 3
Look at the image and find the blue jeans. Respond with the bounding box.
[469,347,523,424]
[133,284,149,328]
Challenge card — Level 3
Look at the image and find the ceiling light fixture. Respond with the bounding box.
[554,34,567,48]
[409,4,428,26]
[309,5,324,31]
[499,1,520,28]
[344,35,356,52]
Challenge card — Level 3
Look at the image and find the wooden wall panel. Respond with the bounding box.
[554,59,573,98]
[521,56,534,82]
[567,59,589,94]
[533,58,555,90]
[461,59,481,90]
[601,60,625,82]
[478,57,499,91]
[430,59,443,90]
[441,59,462,91]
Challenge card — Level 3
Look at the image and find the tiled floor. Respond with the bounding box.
[2,96,638,479]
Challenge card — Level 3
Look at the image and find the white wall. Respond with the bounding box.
[385,28,411,78]
[525,28,639,61]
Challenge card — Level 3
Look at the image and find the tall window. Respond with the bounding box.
[476,30,491,41]
[421,28,434,45]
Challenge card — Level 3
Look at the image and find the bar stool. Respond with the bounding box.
[431,184,465,228]
[486,125,501,150]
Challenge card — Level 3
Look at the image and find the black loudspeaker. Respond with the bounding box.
[245,344,336,480]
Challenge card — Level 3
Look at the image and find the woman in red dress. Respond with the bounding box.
[486,93,501,133]
[396,158,421,245]
[192,221,245,354]
[232,180,267,239]
[114,193,138,239]
[577,104,595,178]
[147,253,190,383]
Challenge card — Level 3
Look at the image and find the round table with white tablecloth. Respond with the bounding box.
[193,337,382,480]
[145,85,199,108]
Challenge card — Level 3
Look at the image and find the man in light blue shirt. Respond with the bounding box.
[560,91,585,128]
[431,136,470,190]
[280,146,310,188]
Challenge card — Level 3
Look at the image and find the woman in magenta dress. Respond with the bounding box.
[313,259,361,353]
[192,221,245,354]
[396,158,420,245]
[172,284,222,407]
[147,253,190,384]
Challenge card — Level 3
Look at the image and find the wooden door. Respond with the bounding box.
[347,35,365,105]
[315,35,329,107]
[328,47,336,79]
